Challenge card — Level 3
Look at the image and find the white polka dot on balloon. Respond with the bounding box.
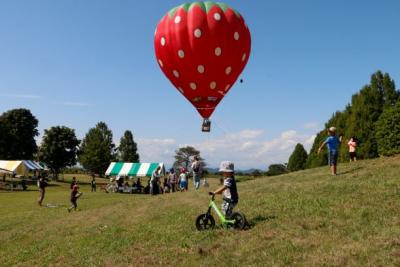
[214,13,221,21]
[242,53,247,62]
[194,29,202,38]
[215,47,222,56]
[174,16,181,24]
[225,66,232,75]
[178,50,185,59]
[197,65,205,74]
[210,81,216,89]
[173,70,180,78]
[190,83,197,90]
[225,84,231,91]
[178,87,184,94]
[161,37,166,46]
[158,59,163,68]
[234,32,240,40]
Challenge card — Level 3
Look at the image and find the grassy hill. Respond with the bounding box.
[1,156,399,266]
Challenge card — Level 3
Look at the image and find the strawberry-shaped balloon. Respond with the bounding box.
[154,1,251,126]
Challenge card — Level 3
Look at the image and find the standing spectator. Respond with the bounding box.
[179,168,188,192]
[150,166,161,195]
[21,178,27,191]
[191,156,202,190]
[91,175,97,192]
[168,168,177,192]
[37,176,48,206]
[347,137,357,162]
[70,177,77,190]
[68,184,82,212]
[318,127,342,176]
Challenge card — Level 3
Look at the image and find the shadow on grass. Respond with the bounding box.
[246,214,277,229]
[339,166,363,175]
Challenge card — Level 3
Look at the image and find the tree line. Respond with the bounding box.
[0,111,139,179]
[284,70,400,174]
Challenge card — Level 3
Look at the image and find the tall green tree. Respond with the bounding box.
[307,71,399,167]
[78,122,116,176]
[375,101,400,156]
[38,126,80,179]
[0,108,39,159]
[306,129,328,168]
[118,130,140,162]
[173,146,204,170]
[345,71,398,159]
[287,143,308,171]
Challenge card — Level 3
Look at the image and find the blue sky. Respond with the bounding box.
[1,0,399,169]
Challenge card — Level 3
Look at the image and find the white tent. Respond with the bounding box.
[0,160,45,175]
[105,162,165,177]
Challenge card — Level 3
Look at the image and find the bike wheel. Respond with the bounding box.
[231,212,247,230]
[195,213,215,231]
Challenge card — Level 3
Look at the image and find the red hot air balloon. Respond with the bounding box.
[154,2,251,131]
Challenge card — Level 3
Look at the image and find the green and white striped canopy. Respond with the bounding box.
[105,162,165,177]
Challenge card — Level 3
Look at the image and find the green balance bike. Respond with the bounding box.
[195,193,247,231]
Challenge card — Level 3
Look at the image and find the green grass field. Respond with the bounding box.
[1,156,400,266]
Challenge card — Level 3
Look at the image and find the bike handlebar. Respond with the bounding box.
[208,192,215,201]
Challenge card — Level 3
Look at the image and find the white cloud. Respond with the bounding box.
[133,130,316,170]
[136,138,177,164]
[0,93,42,99]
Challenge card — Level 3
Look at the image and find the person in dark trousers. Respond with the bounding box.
[70,177,77,190]
[68,184,82,212]
[37,176,48,206]
[91,175,96,192]
[191,156,202,190]
[21,178,27,191]
[168,168,177,192]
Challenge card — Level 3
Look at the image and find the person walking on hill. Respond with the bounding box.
[347,137,357,162]
[191,156,202,190]
[37,176,48,206]
[318,127,342,176]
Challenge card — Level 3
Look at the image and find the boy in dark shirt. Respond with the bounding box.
[91,175,96,192]
[37,176,48,206]
[70,177,77,190]
[68,185,82,212]
[210,161,239,218]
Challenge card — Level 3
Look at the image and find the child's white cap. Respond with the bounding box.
[329,126,336,132]
[219,161,234,173]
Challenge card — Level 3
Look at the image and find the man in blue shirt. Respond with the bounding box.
[318,127,342,175]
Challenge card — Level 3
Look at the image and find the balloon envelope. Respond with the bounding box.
[154,2,251,119]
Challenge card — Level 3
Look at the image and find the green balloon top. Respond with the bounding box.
[168,1,241,18]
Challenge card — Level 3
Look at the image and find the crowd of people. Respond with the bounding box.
[149,156,207,195]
